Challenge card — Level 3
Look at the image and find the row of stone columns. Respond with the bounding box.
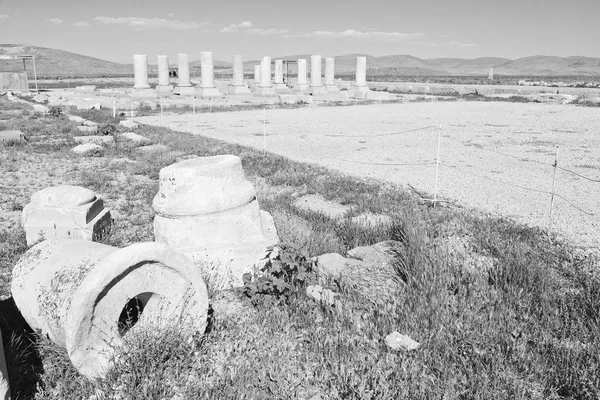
[133,53,368,95]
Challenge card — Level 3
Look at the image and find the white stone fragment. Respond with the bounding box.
[385,332,420,351]
[119,120,139,129]
[72,143,104,157]
[21,185,112,246]
[153,155,278,288]
[11,239,209,379]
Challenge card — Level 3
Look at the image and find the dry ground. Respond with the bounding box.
[137,101,600,249]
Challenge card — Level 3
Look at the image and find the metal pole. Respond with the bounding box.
[160,95,164,125]
[129,96,133,122]
[549,146,559,235]
[32,56,39,93]
[193,97,197,135]
[112,96,116,118]
[433,125,442,208]
[263,103,266,156]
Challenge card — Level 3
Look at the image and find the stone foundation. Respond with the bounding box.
[153,155,278,288]
[22,185,112,246]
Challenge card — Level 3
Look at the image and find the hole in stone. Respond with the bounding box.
[117,292,154,336]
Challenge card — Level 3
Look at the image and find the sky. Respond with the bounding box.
[0,0,599,63]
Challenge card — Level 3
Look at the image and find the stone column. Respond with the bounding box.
[174,53,195,95]
[309,55,325,94]
[254,65,260,83]
[157,55,173,92]
[259,56,272,88]
[295,58,308,91]
[324,57,339,92]
[133,54,150,89]
[229,55,251,95]
[177,53,191,87]
[232,55,244,86]
[255,56,276,96]
[354,56,368,91]
[198,51,221,97]
[273,59,286,89]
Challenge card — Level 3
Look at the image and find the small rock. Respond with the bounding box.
[306,284,337,306]
[72,143,104,157]
[76,126,97,133]
[32,104,49,113]
[119,120,139,129]
[32,94,47,103]
[119,132,151,145]
[385,332,420,351]
[135,143,170,154]
[68,115,85,124]
[73,135,114,145]
[316,253,349,279]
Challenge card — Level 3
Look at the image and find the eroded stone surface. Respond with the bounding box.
[153,155,279,288]
[11,239,209,379]
[22,185,112,245]
[72,143,104,156]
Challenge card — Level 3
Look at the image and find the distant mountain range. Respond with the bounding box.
[1,44,599,77]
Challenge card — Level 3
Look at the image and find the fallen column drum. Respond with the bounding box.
[11,239,209,379]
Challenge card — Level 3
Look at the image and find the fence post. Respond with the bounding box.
[263,102,267,157]
[548,146,559,236]
[129,96,133,122]
[160,95,164,125]
[433,125,442,208]
[192,96,197,135]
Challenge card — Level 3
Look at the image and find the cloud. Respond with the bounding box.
[167,13,174,17]
[283,29,425,40]
[45,18,64,25]
[0,15,9,20]
[93,16,207,30]
[447,41,476,47]
[247,27,288,35]
[220,21,253,32]
[73,21,91,27]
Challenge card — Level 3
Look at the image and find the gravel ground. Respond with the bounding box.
[137,101,600,249]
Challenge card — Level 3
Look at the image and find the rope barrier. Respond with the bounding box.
[556,166,600,183]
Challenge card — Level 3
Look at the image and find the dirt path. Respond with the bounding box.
[137,101,600,249]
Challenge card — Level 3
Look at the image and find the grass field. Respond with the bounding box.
[0,94,599,399]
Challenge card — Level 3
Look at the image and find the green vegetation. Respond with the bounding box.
[0,97,599,399]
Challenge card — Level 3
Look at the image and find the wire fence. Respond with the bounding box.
[134,98,599,244]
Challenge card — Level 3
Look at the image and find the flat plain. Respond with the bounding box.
[138,100,600,249]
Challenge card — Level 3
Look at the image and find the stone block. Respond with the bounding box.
[119,132,151,145]
[72,143,104,156]
[173,86,197,96]
[11,239,209,379]
[0,129,26,142]
[196,87,222,98]
[75,85,96,93]
[253,87,277,97]
[21,185,112,246]
[153,155,278,288]
[366,91,391,101]
[227,85,252,96]
[279,94,313,104]
[119,120,139,129]
[76,125,97,133]
[73,135,114,145]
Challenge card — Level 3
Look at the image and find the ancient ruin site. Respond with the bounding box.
[1,2,599,399]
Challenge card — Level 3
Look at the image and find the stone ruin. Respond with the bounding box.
[152,155,278,288]
[21,185,112,246]
[11,239,209,379]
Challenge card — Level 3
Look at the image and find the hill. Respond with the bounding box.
[1,44,599,77]
[0,44,132,76]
